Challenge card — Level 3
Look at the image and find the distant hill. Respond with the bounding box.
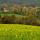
[0,0,40,6]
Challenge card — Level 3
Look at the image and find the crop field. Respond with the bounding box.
[0,24,40,40]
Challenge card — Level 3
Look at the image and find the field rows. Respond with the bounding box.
[0,24,40,40]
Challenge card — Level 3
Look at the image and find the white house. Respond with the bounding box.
[1,4,9,12]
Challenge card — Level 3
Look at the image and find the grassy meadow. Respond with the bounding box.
[0,24,40,40]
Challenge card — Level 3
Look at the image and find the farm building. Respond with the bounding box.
[1,4,9,12]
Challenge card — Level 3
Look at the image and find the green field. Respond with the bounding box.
[0,24,40,40]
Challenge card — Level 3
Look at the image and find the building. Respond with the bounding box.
[1,4,9,12]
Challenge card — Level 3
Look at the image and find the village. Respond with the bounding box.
[0,3,40,25]
[0,3,39,13]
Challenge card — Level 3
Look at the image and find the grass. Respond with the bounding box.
[0,24,40,40]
